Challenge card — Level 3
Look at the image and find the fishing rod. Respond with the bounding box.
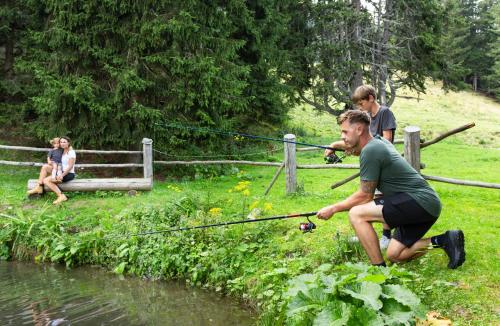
[107,211,318,239]
[156,122,344,152]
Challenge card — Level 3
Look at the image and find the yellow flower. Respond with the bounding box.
[242,189,250,196]
[208,207,222,217]
[263,203,273,212]
[234,181,251,192]
[249,200,260,210]
[167,184,182,192]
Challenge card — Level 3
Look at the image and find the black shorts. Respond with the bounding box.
[375,193,438,248]
[62,173,75,182]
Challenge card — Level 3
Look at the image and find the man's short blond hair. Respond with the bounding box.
[351,85,377,103]
[337,110,371,126]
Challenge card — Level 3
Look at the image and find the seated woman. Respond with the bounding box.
[27,136,76,204]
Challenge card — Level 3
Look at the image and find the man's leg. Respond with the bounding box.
[386,238,431,263]
[374,192,391,249]
[348,202,386,265]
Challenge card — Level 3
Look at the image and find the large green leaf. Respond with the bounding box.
[286,291,322,317]
[312,301,352,326]
[309,287,332,306]
[382,284,421,308]
[285,273,317,297]
[349,307,384,326]
[360,273,387,284]
[341,282,383,311]
[381,298,414,325]
[320,274,340,295]
[317,263,333,273]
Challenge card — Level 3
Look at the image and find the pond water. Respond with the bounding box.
[0,261,255,325]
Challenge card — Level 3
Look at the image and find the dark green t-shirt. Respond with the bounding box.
[360,135,441,217]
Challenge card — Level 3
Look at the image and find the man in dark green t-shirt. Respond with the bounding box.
[317,110,465,269]
[325,85,396,249]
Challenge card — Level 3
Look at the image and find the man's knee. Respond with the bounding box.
[348,206,364,226]
[386,250,402,263]
[386,239,406,262]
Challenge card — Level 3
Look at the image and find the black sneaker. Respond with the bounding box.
[442,230,465,269]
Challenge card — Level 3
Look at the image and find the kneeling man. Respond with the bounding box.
[317,110,465,269]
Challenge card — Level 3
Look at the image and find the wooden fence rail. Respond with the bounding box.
[0,161,143,168]
[3,138,153,192]
[154,160,283,167]
[0,144,141,154]
[3,123,499,194]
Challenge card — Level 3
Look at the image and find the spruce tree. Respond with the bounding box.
[11,0,291,150]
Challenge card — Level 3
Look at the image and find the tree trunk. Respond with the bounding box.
[377,0,393,105]
[350,0,363,95]
[4,37,14,79]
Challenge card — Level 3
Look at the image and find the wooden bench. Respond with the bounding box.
[27,178,152,192]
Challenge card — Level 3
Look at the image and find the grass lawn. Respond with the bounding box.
[1,82,499,324]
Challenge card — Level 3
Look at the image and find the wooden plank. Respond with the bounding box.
[422,175,500,189]
[420,122,475,149]
[284,134,297,194]
[154,160,283,167]
[0,160,44,167]
[0,161,143,168]
[264,163,285,196]
[0,144,141,154]
[404,126,421,172]
[330,172,360,189]
[142,138,153,179]
[28,178,152,192]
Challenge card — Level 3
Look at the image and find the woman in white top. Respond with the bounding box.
[27,136,76,204]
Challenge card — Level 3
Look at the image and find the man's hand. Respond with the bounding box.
[325,140,348,157]
[316,205,337,220]
[56,175,63,182]
[324,143,336,157]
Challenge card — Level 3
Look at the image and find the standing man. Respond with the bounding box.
[325,85,396,248]
[318,110,465,269]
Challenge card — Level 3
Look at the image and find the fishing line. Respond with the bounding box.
[155,122,344,152]
[106,211,318,239]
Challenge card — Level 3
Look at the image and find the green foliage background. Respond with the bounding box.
[1,0,291,150]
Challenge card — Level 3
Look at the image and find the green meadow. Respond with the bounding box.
[1,83,499,324]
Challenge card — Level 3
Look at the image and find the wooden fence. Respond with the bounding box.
[0,138,153,192]
[1,123,499,193]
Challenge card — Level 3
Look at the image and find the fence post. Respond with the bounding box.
[404,126,421,172]
[284,134,297,194]
[142,138,153,179]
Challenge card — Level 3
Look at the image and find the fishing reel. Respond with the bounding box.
[324,152,343,164]
[299,216,316,233]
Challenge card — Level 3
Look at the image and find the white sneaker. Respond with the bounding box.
[348,236,360,243]
[379,235,390,250]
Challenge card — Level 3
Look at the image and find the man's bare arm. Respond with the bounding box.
[324,140,347,157]
[317,180,377,219]
[382,130,393,142]
[360,180,377,195]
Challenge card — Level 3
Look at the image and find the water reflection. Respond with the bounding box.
[0,261,255,325]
